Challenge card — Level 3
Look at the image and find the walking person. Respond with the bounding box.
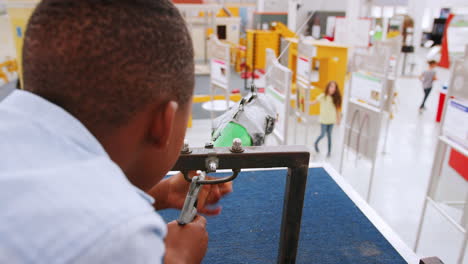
[311,81,342,157]
[419,60,438,113]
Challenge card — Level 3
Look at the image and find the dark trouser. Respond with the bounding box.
[314,124,334,154]
[420,87,432,109]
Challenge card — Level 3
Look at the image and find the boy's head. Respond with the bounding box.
[428,60,438,68]
[23,0,194,190]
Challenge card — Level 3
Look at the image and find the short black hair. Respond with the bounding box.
[428,60,437,65]
[23,0,194,129]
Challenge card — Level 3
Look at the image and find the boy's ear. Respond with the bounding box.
[150,101,178,148]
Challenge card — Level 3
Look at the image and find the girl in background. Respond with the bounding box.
[311,81,342,157]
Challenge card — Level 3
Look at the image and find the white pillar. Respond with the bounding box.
[287,0,299,31]
[382,6,388,41]
[346,0,361,20]
[408,0,425,48]
[257,0,264,12]
[346,0,362,47]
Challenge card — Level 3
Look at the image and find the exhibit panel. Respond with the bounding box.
[265,48,292,145]
[339,38,400,202]
[291,38,317,145]
[205,34,233,128]
[415,46,468,264]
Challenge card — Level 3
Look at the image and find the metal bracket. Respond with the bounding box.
[172,145,310,264]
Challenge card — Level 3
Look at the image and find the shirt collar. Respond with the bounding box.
[2,90,108,157]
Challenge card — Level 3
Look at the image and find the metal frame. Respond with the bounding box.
[414,47,468,264]
[171,145,310,264]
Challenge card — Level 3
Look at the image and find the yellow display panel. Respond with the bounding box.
[289,40,348,115]
[246,30,279,70]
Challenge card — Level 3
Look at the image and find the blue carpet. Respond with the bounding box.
[159,168,407,264]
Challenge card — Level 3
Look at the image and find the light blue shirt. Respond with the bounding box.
[0,90,167,263]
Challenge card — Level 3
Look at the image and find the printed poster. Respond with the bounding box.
[350,71,384,108]
[443,99,468,149]
[210,59,228,88]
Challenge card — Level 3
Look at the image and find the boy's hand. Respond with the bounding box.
[165,216,208,264]
[149,172,233,215]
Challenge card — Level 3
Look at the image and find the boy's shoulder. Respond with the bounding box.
[0,157,165,263]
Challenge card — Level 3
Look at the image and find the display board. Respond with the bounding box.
[265,48,292,145]
[291,38,318,144]
[443,99,468,149]
[340,39,397,202]
[447,15,468,58]
[295,55,312,114]
[208,34,231,90]
[334,17,371,48]
[350,72,385,108]
[414,46,468,264]
[334,17,347,46]
[350,37,401,115]
[210,59,228,88]
[325,16,336,38]
[449,48,468,100]
[351,37,401,76]
[206,34,231,128]
[295,38,317,114]
[296,56,311,84]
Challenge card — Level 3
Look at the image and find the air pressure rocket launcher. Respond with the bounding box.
[177,85,277,225]
[211,85,277,147]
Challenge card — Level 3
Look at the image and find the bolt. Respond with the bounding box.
[208,160,217,172]
[230,138,244,153]
[204,142,214,149]
[181,140,191,154]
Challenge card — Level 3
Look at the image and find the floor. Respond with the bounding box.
[186,49,467,263]
[159,168,412,264]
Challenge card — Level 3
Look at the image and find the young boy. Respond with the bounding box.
[419,60,438,112]
[0,0,231,263]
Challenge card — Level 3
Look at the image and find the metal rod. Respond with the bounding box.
[367,156,376,203]
[457,196,468,263]
[171,145,310,264]
[181,169,240,184]
[426,198,466,233]
[382,114,391,154]
[251,32,256,88]
[277,165,309,263]
[210,84,215,130]
[414,141,449,251]
[401,53,407,75]
[414,196,429,252]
